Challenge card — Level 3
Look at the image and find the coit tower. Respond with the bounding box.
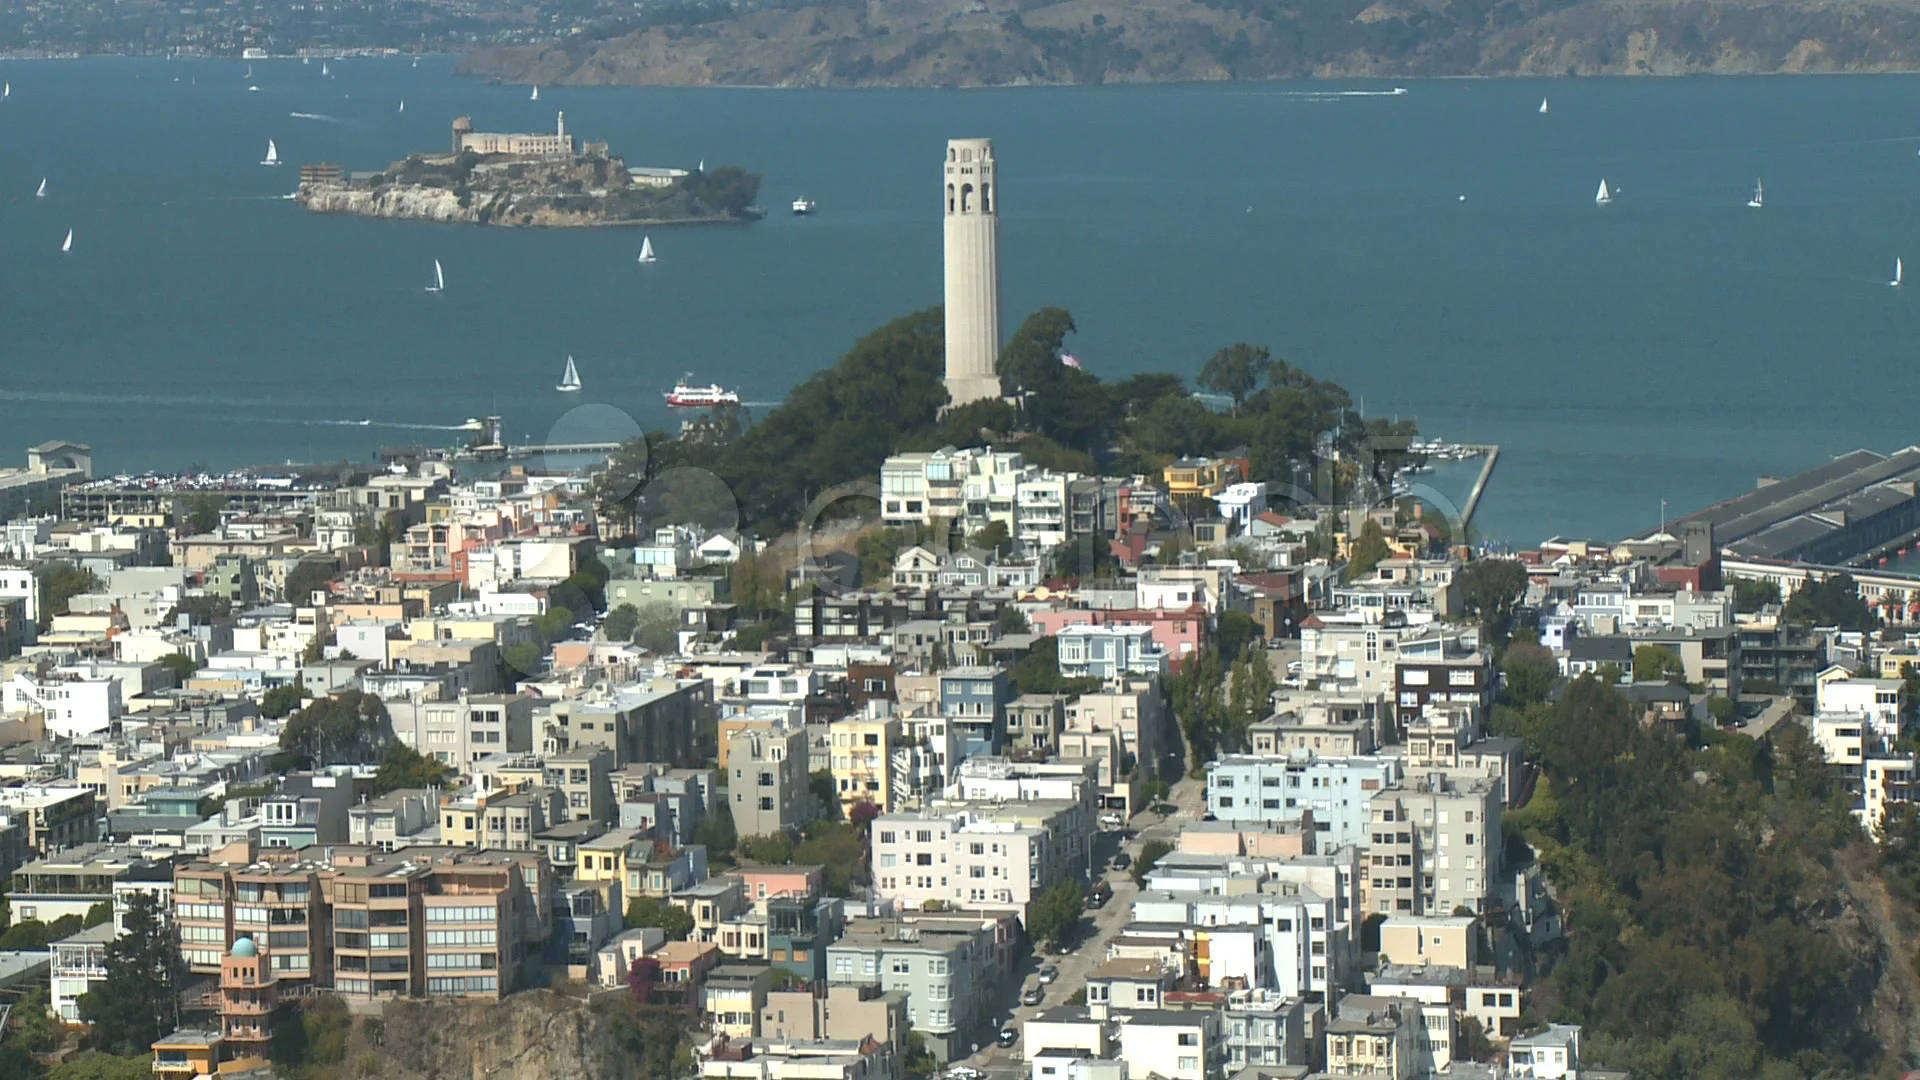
[942,137,1002,407]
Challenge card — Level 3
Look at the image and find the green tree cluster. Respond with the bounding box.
[155,651,200,687]
[77,893,181,1056]
[1455,557,1529,644]
[1731,577,1782,613]
[372,742,453,795]
[260,683,306,719]
[1508,674,1878,1078]
[1632,644,1688,684]
[282,558,338,607]
[36,563,99,631]
[1026,880,1084,948]
[277,690,393,768]
[625,895,695,940]
[1781,572,1880,631]
[1344,519,1392,582]
[1132,839,1172,888]
[1011,636,1099,697]
[173,492,227,535]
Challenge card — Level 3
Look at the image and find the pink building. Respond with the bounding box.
[726,864,823,904]
[1029,605,1207,666]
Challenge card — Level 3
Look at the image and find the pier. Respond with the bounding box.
[1458,445,1500,531]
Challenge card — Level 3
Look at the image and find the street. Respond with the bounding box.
[954,770,1208,1078]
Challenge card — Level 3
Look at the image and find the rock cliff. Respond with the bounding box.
[456,0,1920,87]
[372,992,645,1080]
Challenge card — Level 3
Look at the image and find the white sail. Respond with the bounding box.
[530,85,540,101]
[1595,178,1611,205]
[426,259,444,293]
[1747,179,1763,209]
[1539,97,1548,114]
[698,159,705,172]
[557,355,582,392]
[398,99,405,113]
[35,177,45,198]
[3,82,9,100]
[638,236,656,264]
[1895,258,1905,288]
[321,62,330,77]
[60,228,72,253]
[261,139,280,166]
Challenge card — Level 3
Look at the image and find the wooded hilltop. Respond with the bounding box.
[456,0,1920,88]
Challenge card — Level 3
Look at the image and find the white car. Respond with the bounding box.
[1099,812,1125,828]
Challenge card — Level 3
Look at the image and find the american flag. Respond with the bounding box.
[1059,352,1082,369]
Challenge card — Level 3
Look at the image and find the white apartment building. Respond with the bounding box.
[49,923,116,1022]
[3,671,122,738]
[0,567,40,625]
[871,803,1083,928]
[1864,755,1920,837]
[1817,667,1904,747]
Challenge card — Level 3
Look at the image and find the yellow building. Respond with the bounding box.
[576,828,645,884]
[151,1030,222,1077]
[831,714,900,814]
[1162,457,1240,501]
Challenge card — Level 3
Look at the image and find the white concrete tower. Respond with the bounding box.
[942,137,1002,407]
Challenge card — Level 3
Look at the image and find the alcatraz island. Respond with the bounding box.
[294,112,762,227]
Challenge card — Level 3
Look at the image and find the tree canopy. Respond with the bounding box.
[77,892,181,1056]
[1781,573,1880,631]
[278,690,393,768]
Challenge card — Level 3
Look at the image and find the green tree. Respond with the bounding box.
[260,683,305,719]
[1132,839,1172,888]
[281,559,337,606]
[1501,641,1558,706]
[1344,519,1391,582]
[1456,558,1530,644]
[1167,646,1228,769]
[1632,644,1687,684]
[372,742,453,795]
[1216,609,1260,663]
[47,1054,153,1080]
[1011,636,1099,696]
[77,892,181,1056]
[1026,881,1084,948]
[970,520,1010,555]
[1225,647,1277,754]
[603,603,642,642]
[624,895,695,940]
[1458,1015,1496,1062]
[693,795,738,863]
[1731,578,1782,614]
[997,606,1030,635]
[1781,573,1880,631]
[1198,343,1273,411]
[83,901,112,928]
[0,919,53,950]
[809,770,840,820]
[155,651,199,687]
[36,562,99,630]
[278,690,393,768]
[793,821,870,896]
[632,603,680,654]
[174,492,227,535]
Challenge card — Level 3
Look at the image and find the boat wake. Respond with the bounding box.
[1274,88,1409,99]
[288,111,341,122]
[295,418,474,431]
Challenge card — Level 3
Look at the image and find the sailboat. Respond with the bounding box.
[261,139,281,167]
[530,85,540,101]
[321,61,330,77]
[1595,178,1611,205]
[2,81,9,100]
[35,177,46,198]
[556,355,582,393]
[1746,180,1763,209]
[398,99,405,114]
[1538,97,1548,114]
[60,228,72,254]
[244,64,252,79]
[637,236,657,264]
[698,159,705,173]
[425,259,444,293]
[1893,258,1904,288]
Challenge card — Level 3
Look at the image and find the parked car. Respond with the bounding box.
[1038,965,1059,984]
[998,1027,1020,1047]
[1113,852,1132,870]
[1021,986,1044,1006]
[1099,812,1125,828]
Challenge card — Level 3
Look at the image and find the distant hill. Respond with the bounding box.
[456,0,1920,87]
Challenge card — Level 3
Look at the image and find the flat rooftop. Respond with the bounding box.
[1665,446,1920,559]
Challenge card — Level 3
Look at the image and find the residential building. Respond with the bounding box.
[939,666,1014,762]
[1065,678,1166,778]
[727,725,810,838]
[700,1034,901,1080]
[871,799,1089,927]
[825,915,1013,1064]
[1378,916,1479,972]
[7,844,169,924]
[760,983,908,1051]
[832,710,902,814]
[1507,1023,1583,1079]
[1057,625,1167,680]
[49,922,116,1022]
[1205,752,1403,851]
[260,772,355,849]
[704,963,775,1038]
[1221,989,1312,1073]
[1324,994,1419,1079]
[1817,667,1905,747]
[0,785,98,853]
[1366,775,1503,917]
[1117,1009,1223,1080]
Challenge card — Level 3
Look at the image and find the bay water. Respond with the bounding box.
[3,58,1919,544]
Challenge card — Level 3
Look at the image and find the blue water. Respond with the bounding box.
[3,58,1920,544]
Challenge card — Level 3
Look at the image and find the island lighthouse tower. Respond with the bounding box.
[943,138,1002,407]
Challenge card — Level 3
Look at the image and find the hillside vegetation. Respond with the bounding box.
[456,0,1920,87]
